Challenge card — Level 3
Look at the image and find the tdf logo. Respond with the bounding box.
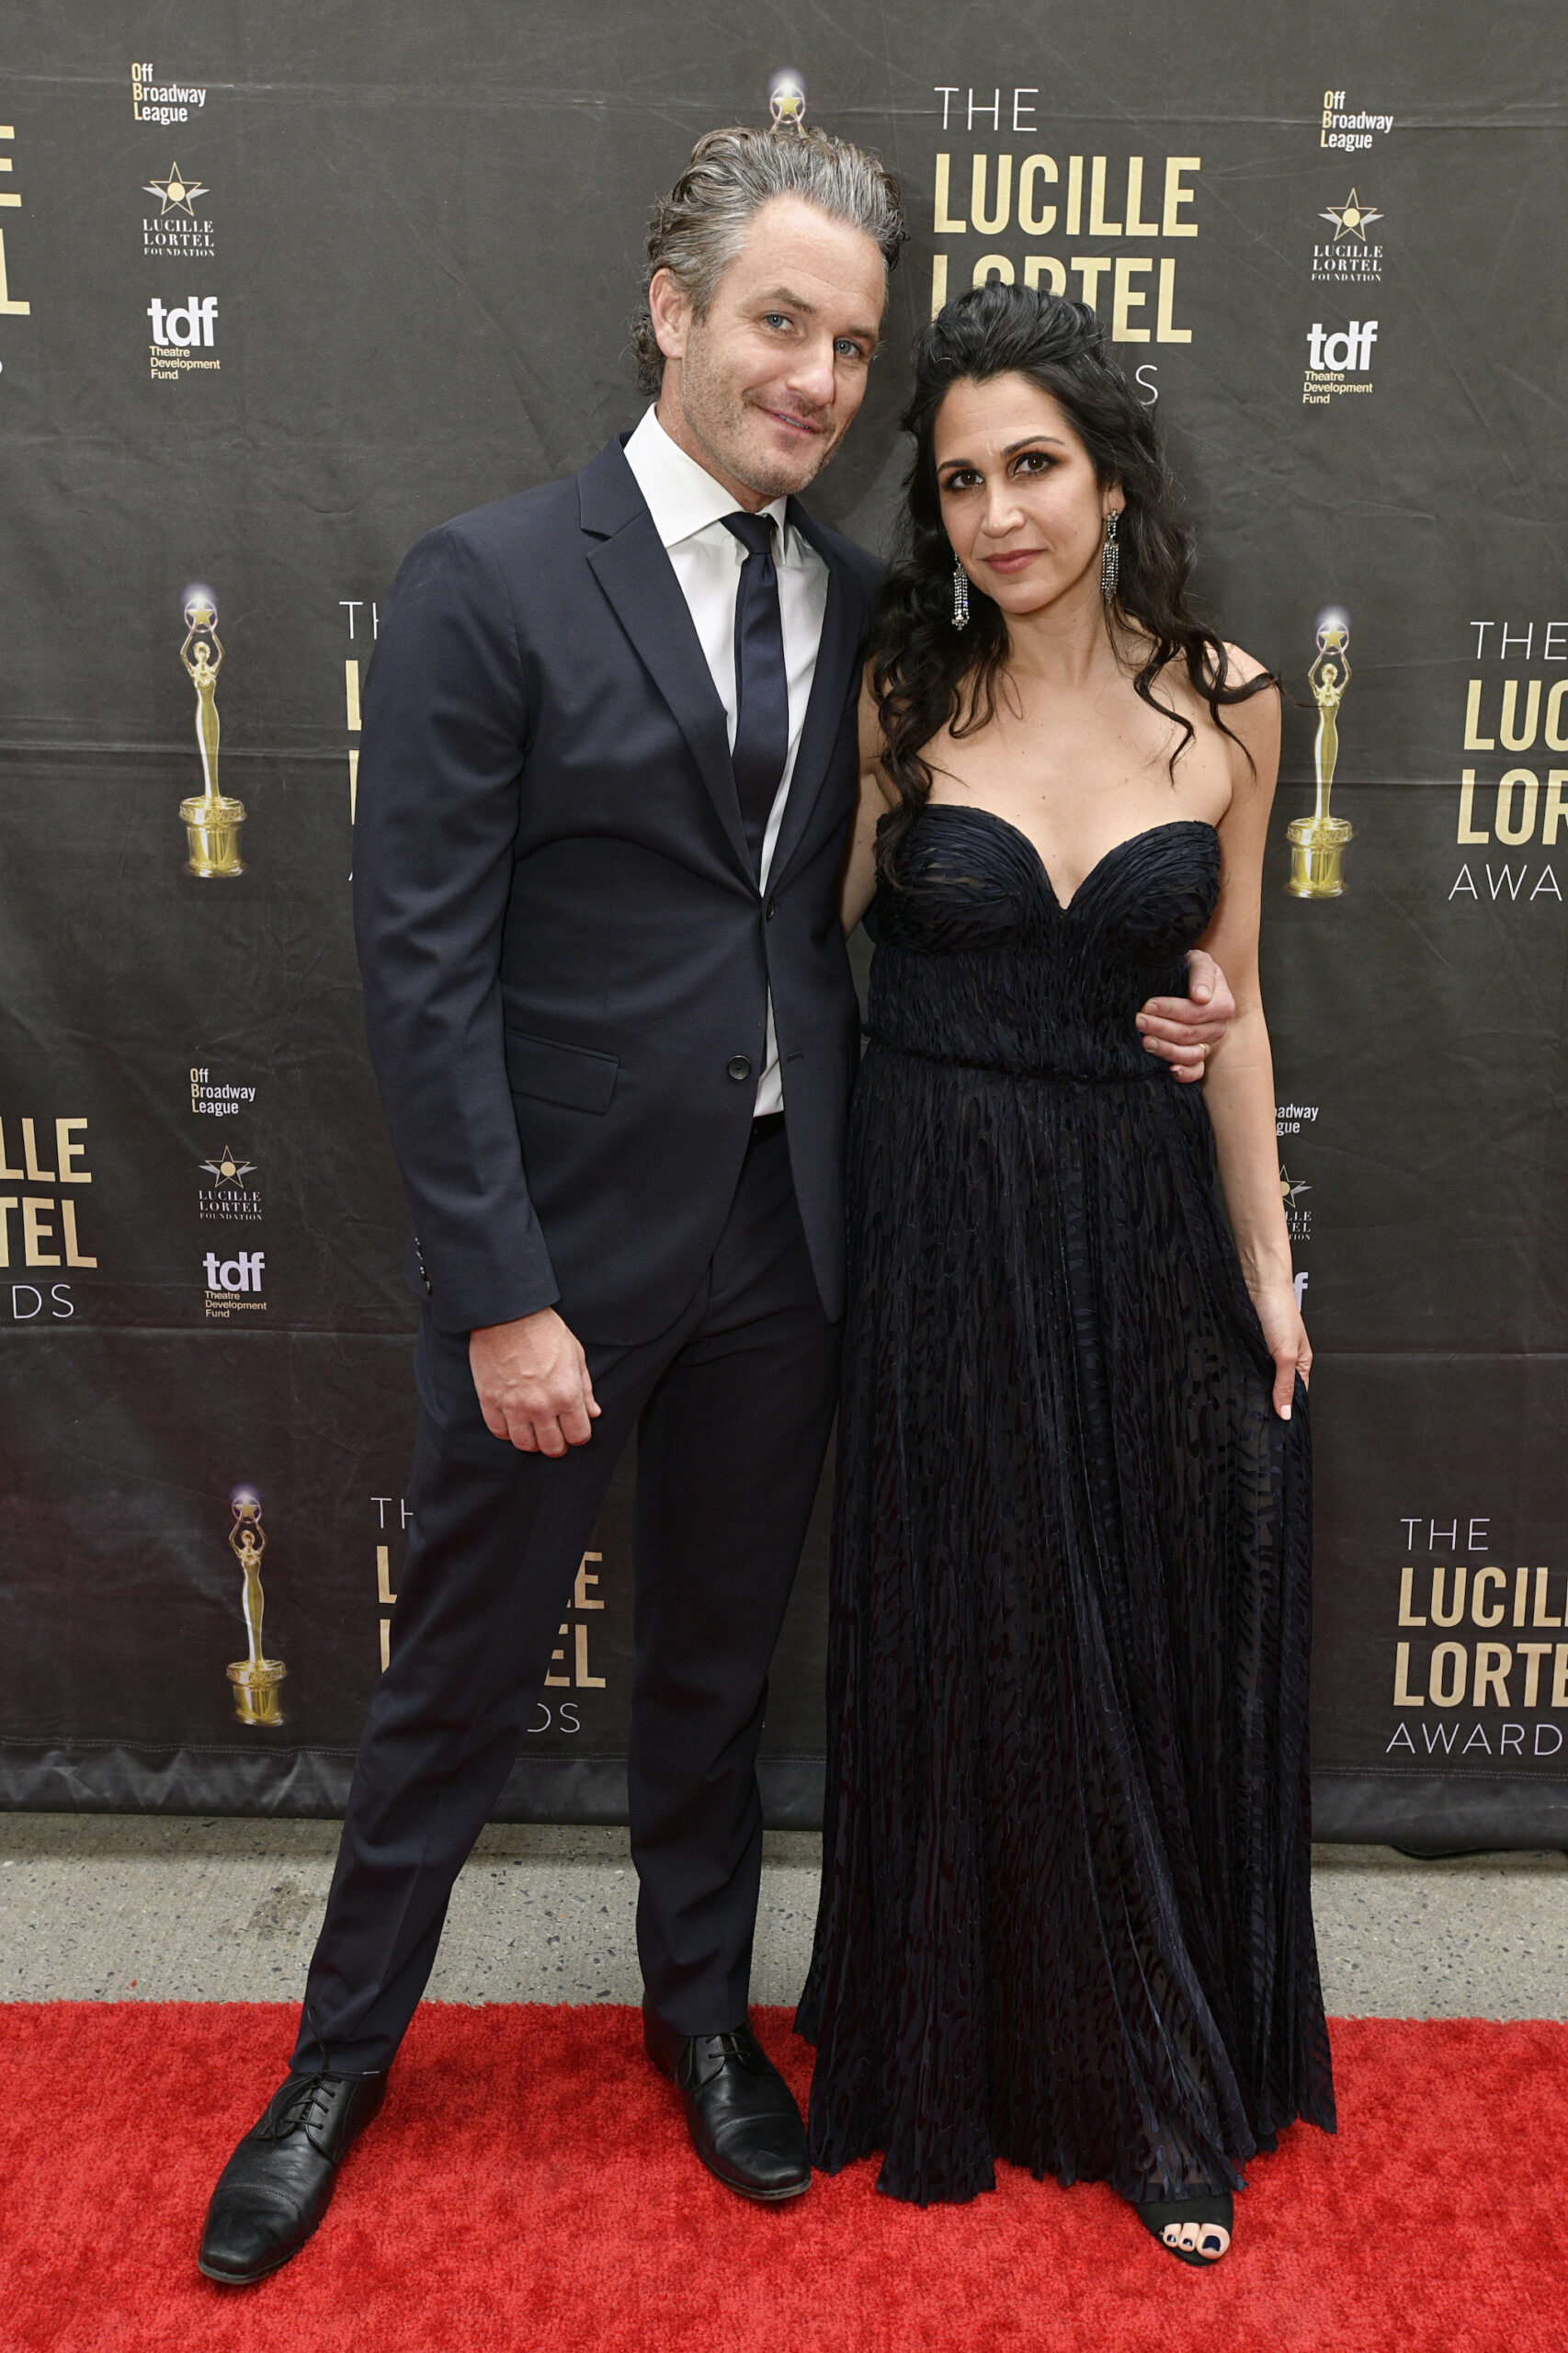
[1306,319,1377,372]
[204,1248,263,1293]
[147,295,218,347]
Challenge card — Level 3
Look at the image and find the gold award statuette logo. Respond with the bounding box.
[1288,607,1354,898]
[177,585,245,876]
[225,1487,287,1725]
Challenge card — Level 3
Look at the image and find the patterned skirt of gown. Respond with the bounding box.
[796,804,1335,2206]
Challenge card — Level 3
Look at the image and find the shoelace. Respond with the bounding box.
[687,2030,760,2079]
[709,2032,753,2063]
[261,2074,342,2142]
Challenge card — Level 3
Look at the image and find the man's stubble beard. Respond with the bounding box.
[675,325,844,504]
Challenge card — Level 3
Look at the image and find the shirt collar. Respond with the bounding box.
[624,407,800,566]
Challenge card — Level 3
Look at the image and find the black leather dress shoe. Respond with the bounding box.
[643,1998,810,2201]
[198,2070,387,2284]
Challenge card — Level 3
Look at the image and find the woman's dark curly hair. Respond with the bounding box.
[872,281,1276,873]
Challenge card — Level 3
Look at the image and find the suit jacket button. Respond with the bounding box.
[726,1055,753,1082]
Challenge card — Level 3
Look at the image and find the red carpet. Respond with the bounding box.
[2,2004,1562,2351]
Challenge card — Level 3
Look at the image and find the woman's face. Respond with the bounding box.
[932,372,1121,621]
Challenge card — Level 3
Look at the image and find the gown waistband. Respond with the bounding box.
[864,1031,1166,1086]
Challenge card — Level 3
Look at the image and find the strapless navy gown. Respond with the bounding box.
[797,805,1335,2207]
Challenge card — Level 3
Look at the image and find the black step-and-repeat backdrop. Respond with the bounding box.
[3,6,1565,1846]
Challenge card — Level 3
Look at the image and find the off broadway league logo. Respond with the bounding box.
[131,63,209,126]
[142,162,214,259]
[1318,91,1394,153]
[1312,189,1382,284]
[190,1069,256,1118]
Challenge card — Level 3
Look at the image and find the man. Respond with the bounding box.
[199,123,1230,2283]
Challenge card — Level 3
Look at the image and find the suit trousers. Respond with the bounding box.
[291,1119,839,2076]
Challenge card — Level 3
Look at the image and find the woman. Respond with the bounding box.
[797,285,1335,2265]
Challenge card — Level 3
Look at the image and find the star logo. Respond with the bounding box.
[199,1148,256,1190]
[1321,188,1381,244]
[1279,1165,1312,1207]
[143,163,209,217]
[768,71,807,131]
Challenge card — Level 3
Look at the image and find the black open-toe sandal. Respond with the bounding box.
[1131,2190,1234,2267]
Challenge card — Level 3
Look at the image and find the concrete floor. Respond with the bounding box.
[2,1815,1565,2018]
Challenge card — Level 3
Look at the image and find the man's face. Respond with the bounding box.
[651,194,887,506]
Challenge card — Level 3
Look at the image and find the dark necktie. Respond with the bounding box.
[721,511,790,876]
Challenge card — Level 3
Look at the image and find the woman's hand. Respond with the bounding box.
[1248,1275,1311,1420]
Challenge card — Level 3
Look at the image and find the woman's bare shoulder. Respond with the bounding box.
[1219,640,1275,691]
[1145,637,1274,701]
[1210,643,1281,797]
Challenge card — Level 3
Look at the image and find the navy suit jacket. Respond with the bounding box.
[352,436,881,1347]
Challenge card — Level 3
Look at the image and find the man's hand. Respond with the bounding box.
[470,1308,600,1457]
[1135,949,1235,1085]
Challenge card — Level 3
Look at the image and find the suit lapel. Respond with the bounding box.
[580,444,753,880]
[767,504,867,888]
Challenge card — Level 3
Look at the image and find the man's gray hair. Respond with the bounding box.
[632,125,905,395]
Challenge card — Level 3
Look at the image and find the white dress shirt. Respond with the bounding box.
[622,406,829,1116]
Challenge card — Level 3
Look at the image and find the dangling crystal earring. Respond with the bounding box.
[951,558,971,631]
[1100,512,1120,604]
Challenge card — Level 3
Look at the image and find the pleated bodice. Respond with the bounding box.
[866,806,1220,1082]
